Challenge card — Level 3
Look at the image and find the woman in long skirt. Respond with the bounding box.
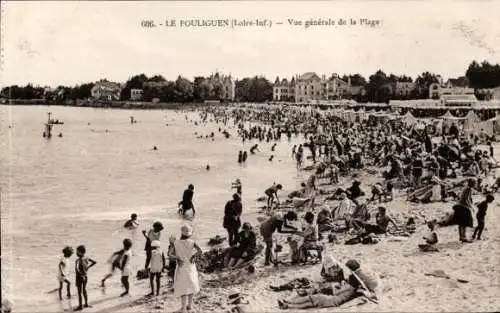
[452,179,476,243]
[169,224,203,312]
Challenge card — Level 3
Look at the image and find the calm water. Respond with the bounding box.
[0,105,306,309]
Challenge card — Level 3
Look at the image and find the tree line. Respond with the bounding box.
[1,61,500,103]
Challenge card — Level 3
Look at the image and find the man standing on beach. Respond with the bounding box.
[259,211,298,266]
[223,193,243,247]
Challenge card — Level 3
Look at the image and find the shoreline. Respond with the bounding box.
[0,100,232,110]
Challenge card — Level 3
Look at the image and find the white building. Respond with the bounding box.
[91,80,122,100]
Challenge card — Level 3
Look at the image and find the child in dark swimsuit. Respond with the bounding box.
[74,245,96,311]
[265,184,283,209]
[472,194,494,240]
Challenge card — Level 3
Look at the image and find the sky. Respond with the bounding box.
[1,0,500,87]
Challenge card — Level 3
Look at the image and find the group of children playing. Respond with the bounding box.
[56,217,203,313]
[57,239,132,311]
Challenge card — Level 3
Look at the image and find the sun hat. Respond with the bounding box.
[151,240,160,248]
[181,224,193,237]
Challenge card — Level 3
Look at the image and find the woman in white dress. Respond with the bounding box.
[169,224,203,313]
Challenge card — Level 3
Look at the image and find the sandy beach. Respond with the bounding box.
[2,105,500,313]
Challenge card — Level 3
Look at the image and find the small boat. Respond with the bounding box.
[48,119,64,125]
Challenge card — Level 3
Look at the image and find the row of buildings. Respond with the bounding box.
[272,72,500,103]
[89,73,236,101]
[59,71,500,103]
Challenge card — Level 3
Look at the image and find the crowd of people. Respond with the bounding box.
[52,105,498,312]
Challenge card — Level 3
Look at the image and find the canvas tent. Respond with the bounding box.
[463,111,480,134]
[467,115,499,137]
[401,111,418,125]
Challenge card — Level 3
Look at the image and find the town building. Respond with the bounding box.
[429,80,475,99]
[130,88,143,101]
[428,78,477,106]
[273,77,295,102]
[273,72,350,103]
[91,79,122,101]
[395,82,416,98]
[204,72,235,101]
[476,86,500,101]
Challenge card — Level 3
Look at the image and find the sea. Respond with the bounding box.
[0,105,307,310]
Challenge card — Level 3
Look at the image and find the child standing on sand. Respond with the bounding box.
[57,246,73,300]
[169,225,203,313]
[120,239,133,297]
[472,194,495,240]
[74,245,96,311]
[149,240,166,296]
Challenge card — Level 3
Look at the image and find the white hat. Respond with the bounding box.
[151,240,160,248]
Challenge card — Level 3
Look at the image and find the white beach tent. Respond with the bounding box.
[463,110,480,134]
[401,111,418,125]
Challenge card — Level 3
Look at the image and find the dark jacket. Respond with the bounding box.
[223,200,242,229]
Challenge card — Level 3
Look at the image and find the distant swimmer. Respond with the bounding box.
[242,151,248,163]
[153,146,158,151]
[269,155,274,162]
[250,144,260,154]
[206,164,211,171]
[58,133,63,137]
[105,129,109,133]
[238,151,243,163]
[271,143,277,152]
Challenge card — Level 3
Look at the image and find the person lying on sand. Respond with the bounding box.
[277,259,380,309]
[270,254,344,292]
